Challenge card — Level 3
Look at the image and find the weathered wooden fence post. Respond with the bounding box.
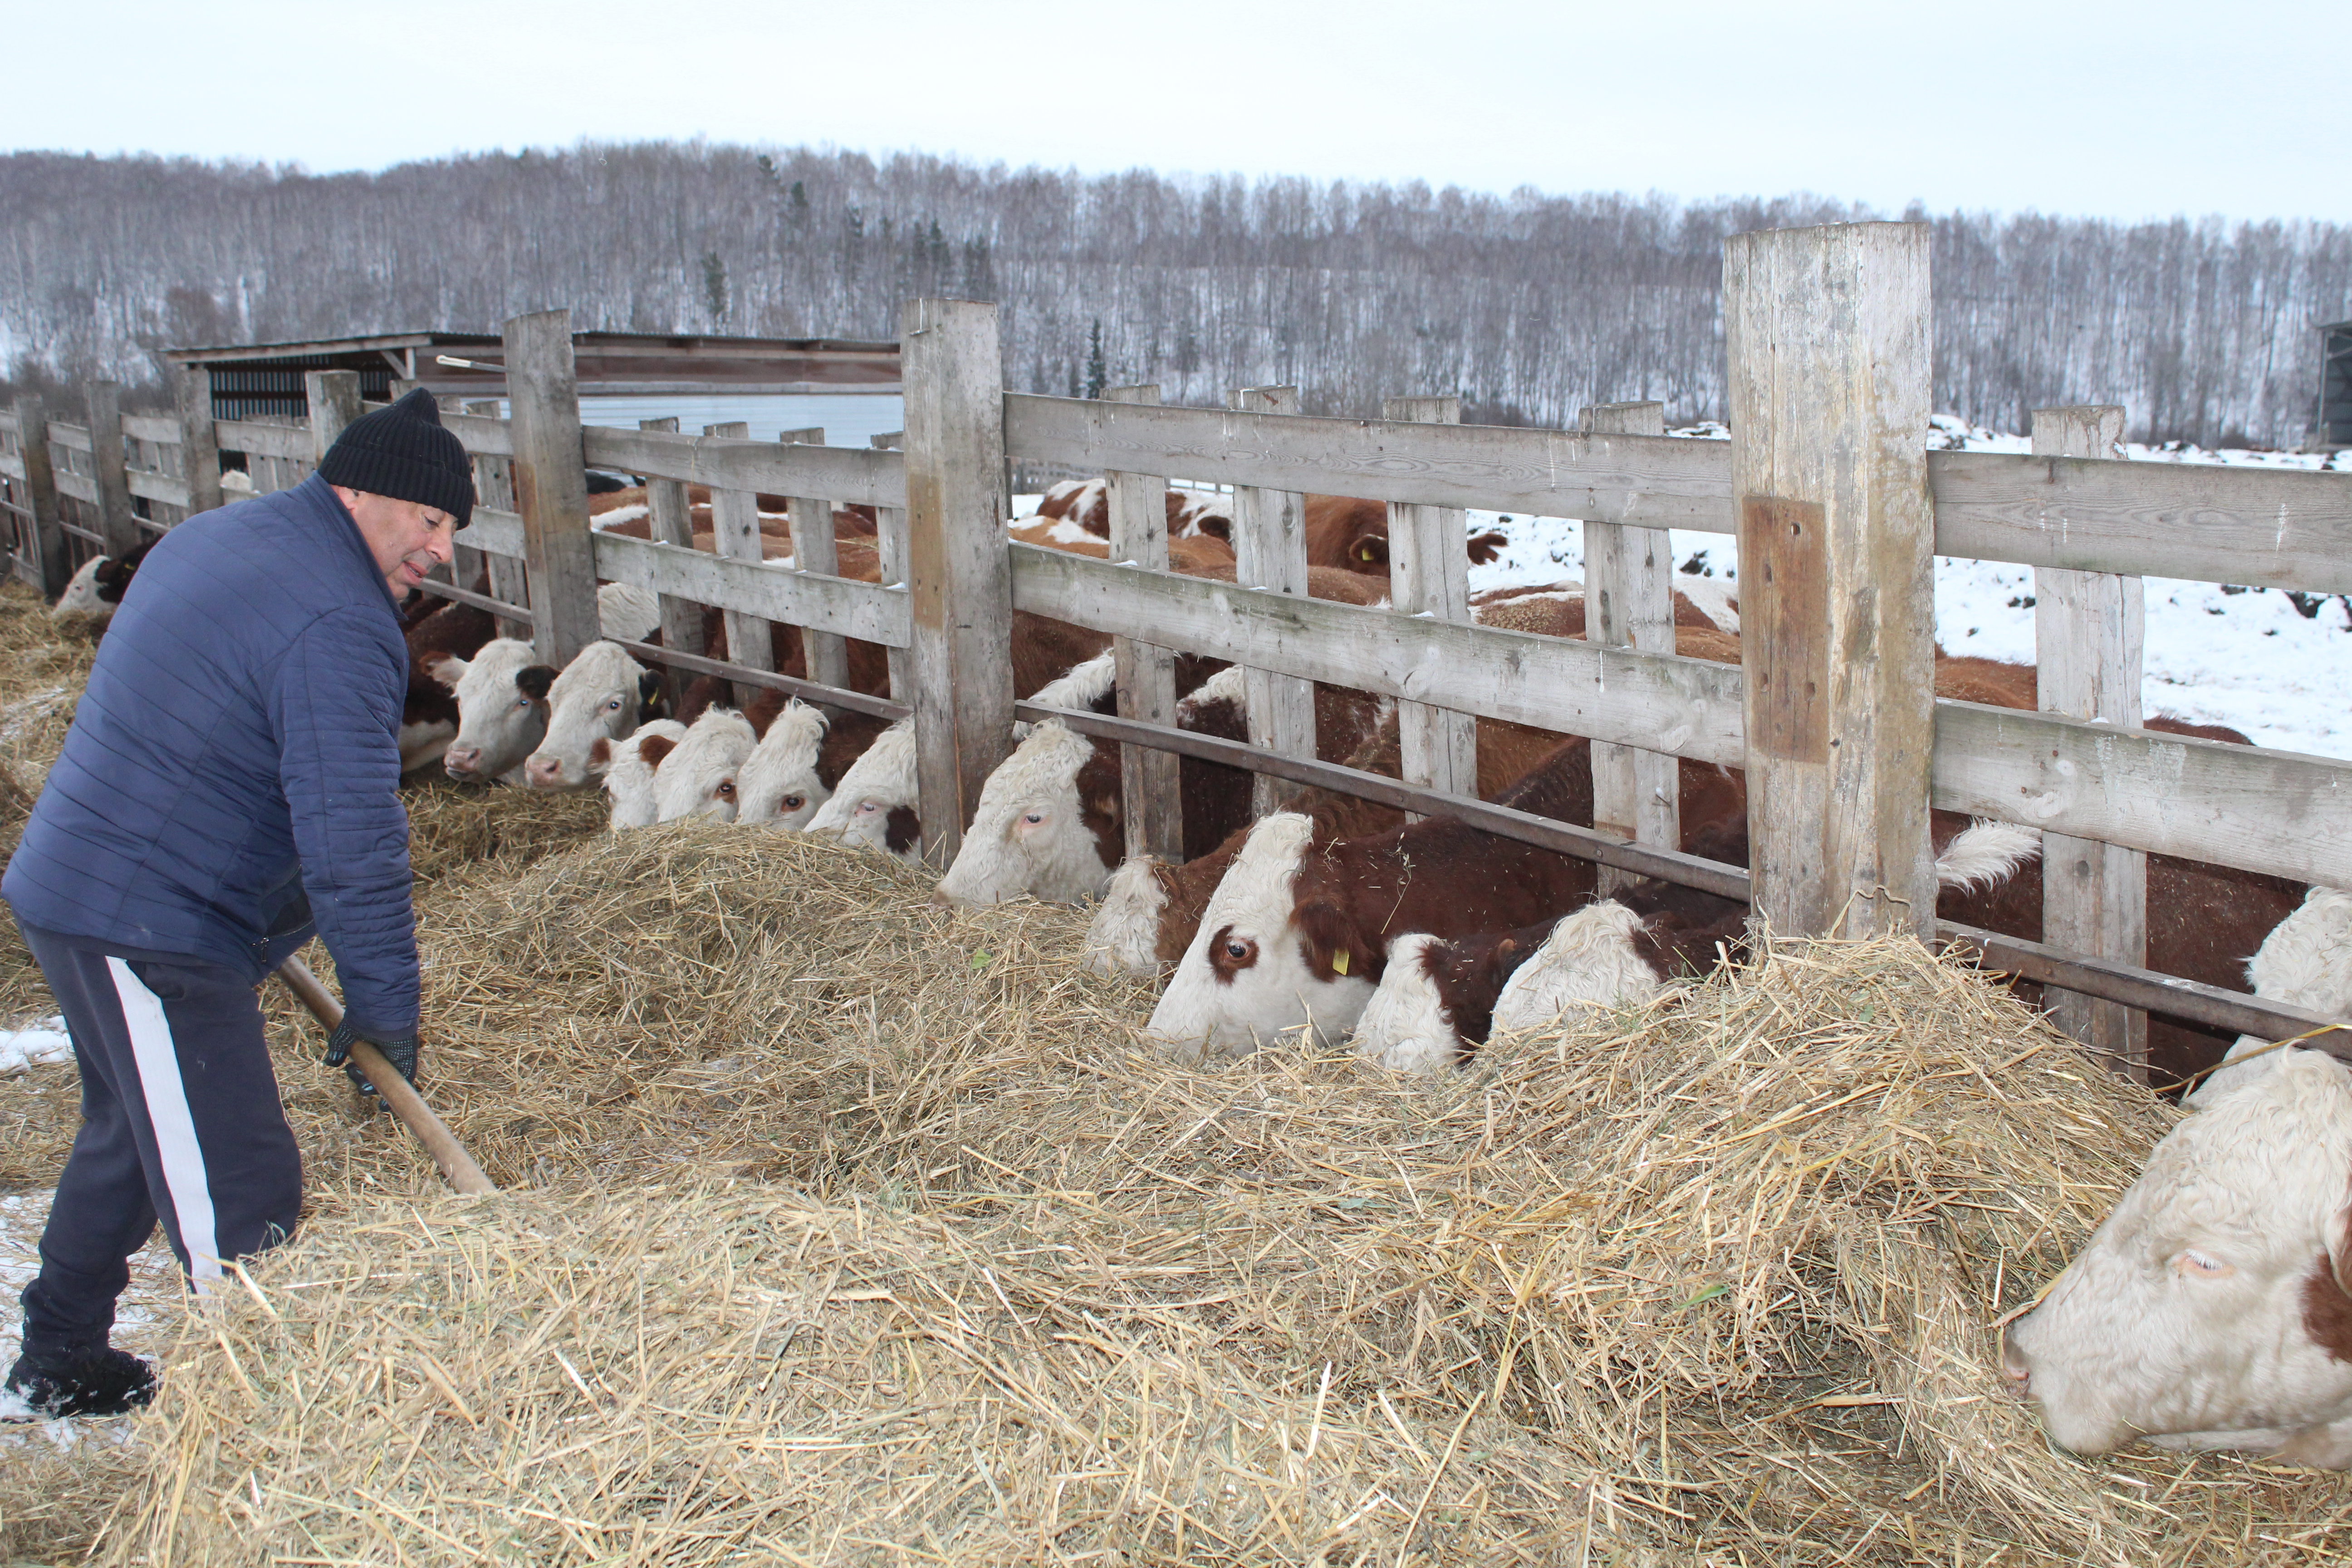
[304,371,363,468]
[83,381,141,558]
[1103,384,1183,861]
[870,431,911,702]
[1725,221,1936,938]
[1228,385,1316,815]
[705,420,778,706]
[901,298,1013,868]
[2032,403,2149,1078]
[174,367,223,519]
[782,428,850,697]
[9,400,66,596]
[462,397,532,638]
[1580,399,1678,888]
[504,311,600,668]
[11,395,69,599]
[1384,394,1476,818]
[638,416,704,709]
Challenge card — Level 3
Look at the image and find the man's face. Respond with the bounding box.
[332,485,458,597]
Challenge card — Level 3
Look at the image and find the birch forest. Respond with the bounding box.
[2,142,2345,446]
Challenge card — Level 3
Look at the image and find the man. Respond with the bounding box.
[2,388,469,1417]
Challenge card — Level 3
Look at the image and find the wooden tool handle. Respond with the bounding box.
[275,956,498,1197]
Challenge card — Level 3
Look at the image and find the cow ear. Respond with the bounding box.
[638,671,666,719]
[1294,898,1375,984]
[637,735,678,772]
[515,665,557,701]
[424,653,468,691]
[1352,534,1388,566]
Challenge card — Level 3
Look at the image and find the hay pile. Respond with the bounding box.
[66,823,2352,1563]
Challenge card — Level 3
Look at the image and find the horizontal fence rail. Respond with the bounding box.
[611,637,907,721]
[1006,392,2352,593]
[579,426,906,511]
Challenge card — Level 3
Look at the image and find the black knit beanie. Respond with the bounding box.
[317,388,475,527]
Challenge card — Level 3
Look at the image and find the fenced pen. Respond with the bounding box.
[3,219,2347,1078]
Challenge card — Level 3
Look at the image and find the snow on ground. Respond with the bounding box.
[1025,424,2352,758]
[0,1017,73,1074]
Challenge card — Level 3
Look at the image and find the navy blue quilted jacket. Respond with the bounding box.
[5,474,419,1036]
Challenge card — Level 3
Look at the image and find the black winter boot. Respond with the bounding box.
[4,1343,156,1417]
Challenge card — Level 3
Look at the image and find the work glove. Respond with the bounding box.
[323,1019,420,1107]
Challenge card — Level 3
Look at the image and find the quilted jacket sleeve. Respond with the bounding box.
[270,605,419,1038]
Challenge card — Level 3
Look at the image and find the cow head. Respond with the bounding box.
[1490,902,1666,1034]
[50,555,108,620]
[652,709,757,823]
[2190,887,2352,1107]
[603,720,685,830]
[1145,813,1377,1059]
[804,719,921,862]
[735,699,832,828]
[523,642,653,791]
[431,638,552,784]
[1350,933,1458,1074]
[1087,854,1171,976]
[935,721,1118,908]
[2003,1048,2352,1464]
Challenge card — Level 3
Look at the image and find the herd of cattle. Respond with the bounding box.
[44,470,2352,1474]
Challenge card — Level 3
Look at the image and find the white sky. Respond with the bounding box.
[4,0,2339,224]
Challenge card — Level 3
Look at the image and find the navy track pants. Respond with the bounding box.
[15,921,301,1355]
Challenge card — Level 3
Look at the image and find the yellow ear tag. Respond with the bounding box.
[1331,949,1349,975]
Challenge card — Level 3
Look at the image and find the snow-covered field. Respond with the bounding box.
[1035,418,2352,760]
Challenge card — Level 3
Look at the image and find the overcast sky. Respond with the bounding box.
[5,0,2336,225]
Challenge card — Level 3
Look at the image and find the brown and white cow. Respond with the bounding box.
[2185,887,2352,1106]
[1037,479,1235,542]
[603,720,686,830]
[431,637,553,785]
[1144,737,1617,1058]
[801,718,922,861]
[2001,1045,2352,1465]
[520,642,664,791]
[650,707,759,822]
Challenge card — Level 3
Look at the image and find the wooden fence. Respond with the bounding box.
[6,222,2348,1076]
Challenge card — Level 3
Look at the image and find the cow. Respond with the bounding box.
[433,638,554,785]
[1470,579,1740,638]
[2184,886,2352,1106]
[802,718,921,861]
[1298,494,1509,575]
[1144,736,1623,1059]
[1009,515,1238,574]
[1999,1045,2352,1467]
[651,708,759,822]
[603,720,686,830]
[516,641,665,791]
[50,537,160,624]
[1037,479,1235,542]
[1351,818,2043,1073]
[398,594,497,773]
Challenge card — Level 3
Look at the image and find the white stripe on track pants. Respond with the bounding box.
[14,920,301,1356]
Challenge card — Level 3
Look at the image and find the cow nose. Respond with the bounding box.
[1999,1325,2030,1393]
[524,756,562,788]
[932,886,964,909]
[444,745,480,774]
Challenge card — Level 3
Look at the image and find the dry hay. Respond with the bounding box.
[52,827,2352,1564]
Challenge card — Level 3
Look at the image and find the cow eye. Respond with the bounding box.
[1225,940,1250,960]
[2174,1249,2234,1279]
[606,698,623,711]
[854,800,879,816]
[717,779,735,797]
[782,794,804,811]
[1022,811,1046,826]
[513,695,530,710]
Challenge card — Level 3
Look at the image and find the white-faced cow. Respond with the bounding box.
[650,707,759,822]
[431,638,554,785]
[604,720,686,830]
[521,642,664,791]
[2001,1046,2352,1467]
[802,718,921,862]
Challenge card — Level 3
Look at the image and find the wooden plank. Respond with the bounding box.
[589,531,909,645]
[1102,385,1182,862]
[505,311,601,667]
[1229,385,1316,816]
[1932,701,2352,892]
[304,370,363,462]
[1725,220,1937,938]
[1579,399,1678,891]
[176,366,222,518]
[580,425,905,510]
[211,418,313,460]
[639,416,703,710]
[455,508,522,558]
[443,411,514,458]
[2031,405,2148,1077]
[11,394,69,598]
[705,420,775,706]
[462,399,530,634]
[45,422,92,454]
[1004,391,1737,529]
[1931,448,2352,594]
[1011,545,1746,764]
[901,297,1015,867]
[868,431,911,701]
[782,427,849,698]
[52,470,98,505]
[126,470,191,508]
[1383,394,1477,820]
[83,382,140,557]
[120,413,179,444]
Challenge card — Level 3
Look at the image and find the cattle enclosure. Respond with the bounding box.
[3,219,2347,1080]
